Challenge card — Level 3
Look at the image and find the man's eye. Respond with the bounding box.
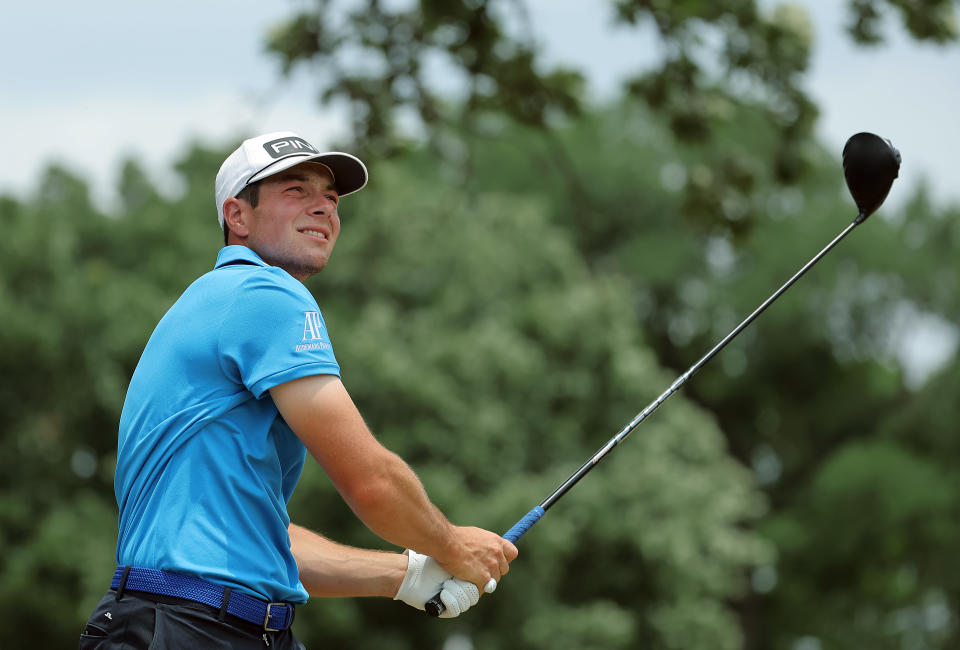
[326,194,339,203]
[287,186,304,193]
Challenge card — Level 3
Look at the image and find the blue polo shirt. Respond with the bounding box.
[114,246,340,604]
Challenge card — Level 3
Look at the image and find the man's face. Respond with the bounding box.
[239,162,341,281]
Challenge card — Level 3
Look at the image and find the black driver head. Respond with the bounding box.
[842,132,901,222]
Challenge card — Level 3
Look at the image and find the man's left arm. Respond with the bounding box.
[288,523,405,598]
[288,524,481,617]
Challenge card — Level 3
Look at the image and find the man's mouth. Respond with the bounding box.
[301,229,329,242]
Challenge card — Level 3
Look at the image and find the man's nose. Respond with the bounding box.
[310,196,335,216]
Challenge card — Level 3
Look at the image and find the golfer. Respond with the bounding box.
[79,131,518,649]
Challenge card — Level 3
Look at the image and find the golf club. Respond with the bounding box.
[425,132,901,617]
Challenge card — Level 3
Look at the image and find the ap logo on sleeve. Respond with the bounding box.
[297,312,331,352]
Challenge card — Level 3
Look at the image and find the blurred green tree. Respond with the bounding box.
[265,0,956,187]
[0,154,223,643]
[263,2,960,646]
[8,102,958,648]
[445,101,960,648]
[1,130,771,648]
[286,162,771,649]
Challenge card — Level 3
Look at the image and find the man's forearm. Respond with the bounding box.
[331,447,518,591]
[338,449,459,560]
[288,523,407,598]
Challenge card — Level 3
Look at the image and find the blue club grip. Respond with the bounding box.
[424,506,546,616]
[503,506,545,543]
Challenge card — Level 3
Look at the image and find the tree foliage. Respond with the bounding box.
[266,0,957,175]
[2,128,771,648]
[287,163,771,648]
[6,93,960,647]
[443,97,960,649]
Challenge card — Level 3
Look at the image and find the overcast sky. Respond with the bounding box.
[1,0,957,212]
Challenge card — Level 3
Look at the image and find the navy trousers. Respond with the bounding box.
[79,590,305,649]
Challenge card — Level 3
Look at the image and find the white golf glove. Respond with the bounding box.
[394,550,481,618]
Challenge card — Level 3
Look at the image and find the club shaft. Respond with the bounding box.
[538,218,861,512]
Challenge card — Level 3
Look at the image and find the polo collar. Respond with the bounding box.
[214,245,270,270]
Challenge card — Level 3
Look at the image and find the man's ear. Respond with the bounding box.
[222,197,250,240]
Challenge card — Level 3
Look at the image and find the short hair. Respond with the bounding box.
[224,183,261,245]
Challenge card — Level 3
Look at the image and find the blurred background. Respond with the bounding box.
[2,1,959,648]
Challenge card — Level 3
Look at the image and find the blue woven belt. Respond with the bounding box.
[111,566,295,631]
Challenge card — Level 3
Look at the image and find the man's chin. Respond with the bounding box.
[286,261,327,281]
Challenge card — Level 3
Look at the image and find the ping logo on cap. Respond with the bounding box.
[263,136,319,159]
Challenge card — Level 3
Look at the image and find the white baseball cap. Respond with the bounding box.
[215,131,368,228]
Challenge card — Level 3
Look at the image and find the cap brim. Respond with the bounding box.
[312,153,368,196]
[247,151,368,196]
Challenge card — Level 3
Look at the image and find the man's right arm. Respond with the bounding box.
[270,374,517,590]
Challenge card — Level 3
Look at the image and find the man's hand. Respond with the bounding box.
[394,551,480,618]
[435,526,519,593]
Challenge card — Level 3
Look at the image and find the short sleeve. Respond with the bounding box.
[219,270,341,398]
